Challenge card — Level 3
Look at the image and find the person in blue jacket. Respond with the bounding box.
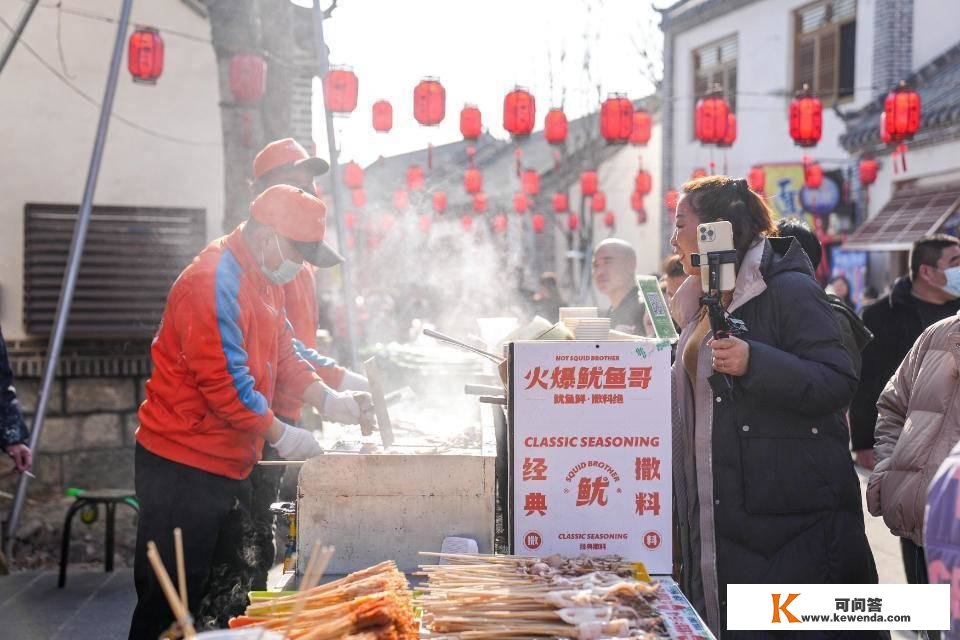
[1,325,32,474]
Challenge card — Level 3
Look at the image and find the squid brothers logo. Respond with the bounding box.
[771,593,802,624]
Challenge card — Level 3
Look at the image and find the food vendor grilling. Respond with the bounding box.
[128,184,375,639]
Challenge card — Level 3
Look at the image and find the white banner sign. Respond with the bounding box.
[510,340,672,572]
[727,584,951,631]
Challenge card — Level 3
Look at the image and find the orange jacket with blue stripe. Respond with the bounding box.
[272,266,346,420]
[137,226,321,479]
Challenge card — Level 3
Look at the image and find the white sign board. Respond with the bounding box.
[510,340,672,573]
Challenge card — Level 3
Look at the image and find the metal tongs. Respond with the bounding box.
[422,328,504,364]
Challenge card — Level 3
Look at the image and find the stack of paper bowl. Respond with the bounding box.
[573,317,612,340]
[559,307,598,333]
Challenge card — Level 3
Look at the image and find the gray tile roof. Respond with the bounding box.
[840,41,960,154]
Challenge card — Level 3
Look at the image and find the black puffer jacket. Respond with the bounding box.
[0,326,29,450]
[849,277,960,451]
[672,238,879,637]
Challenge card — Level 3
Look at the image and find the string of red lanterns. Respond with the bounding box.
[323,67,358,114]
[694,88,730,145]
[504,87,536,137]
[372,100,392,132]
[789,86,822,148]
[413,79,445,126]
[460,104,482,141]
[600,94,633,144]
[544,109,568,145]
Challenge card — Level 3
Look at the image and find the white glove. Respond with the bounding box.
[338,370,370,393]
[322,389,376,430]
[272,424,322,460]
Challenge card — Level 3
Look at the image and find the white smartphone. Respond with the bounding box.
[697,220,736,293]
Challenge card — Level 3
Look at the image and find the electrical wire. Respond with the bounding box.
[0,14,220,147]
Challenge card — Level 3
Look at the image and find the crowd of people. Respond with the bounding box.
[2,160,960,637]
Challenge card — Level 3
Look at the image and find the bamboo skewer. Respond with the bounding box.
[146,540,197,639]
[173,527,188,609]
[282,543,334,639]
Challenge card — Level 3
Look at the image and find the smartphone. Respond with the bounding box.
[697,220,736,293]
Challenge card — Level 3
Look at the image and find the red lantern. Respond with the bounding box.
[859,159,879,186]
[503,87,536,137]
[748,166,766,193]
[694,90,730,144]
[230,54,268,104]
[493,214,508,233]
[883,82,921,142]
[460,105,482,140]
[323,67,357,113]
[635,208,648,225]
[567,213,580,232]
[532,213,546,234]
[521,170,540,196]
[691,167,708,180]
[664,189,679,211]
[635,170,652,196]
[600,94,634,144]
[413,79,446,126]
[432,191,447,214]
[406,165,425,191]
[344,211,357,231]
[802,157,823,189]
[591,192,607,213]
[552,192,569,213]
[343,162,364,189]
[631,190,644,213]
[392,189,410,210]
[630,109,652,145]
[513,192,530,214]
[580,171,598,197]
[372,100,393,132]
[461,215,474,232]
[717,112,737,147]
[128,27,164,84]
[604,212,616,229]
[418,214,432,234]
[472,193,488,213]
[381,213,396,233]
[350,188,366,208]
[545,109,568,145]
[463,168,482,194]
[789,87,822,147]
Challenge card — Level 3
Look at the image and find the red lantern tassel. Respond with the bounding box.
[897,143,908,173]
[427,142,433,170]
[552,148,561,170]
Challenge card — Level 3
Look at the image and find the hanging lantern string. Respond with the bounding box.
[0,14,219,146]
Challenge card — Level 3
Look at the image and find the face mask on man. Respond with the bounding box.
[940,266,960,298]
[261,234,301,285]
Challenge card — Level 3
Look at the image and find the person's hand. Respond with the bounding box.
[854,449,876,471]
[338,370,370,393]
[323,390,376,431]
[709,336,750,376]
[4,443,33,473]
[272,424,322,461]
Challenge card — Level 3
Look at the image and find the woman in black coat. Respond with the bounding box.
[669,176,878,637]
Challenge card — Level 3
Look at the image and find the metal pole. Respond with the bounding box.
[311,0,360,371]
[3,0,135,558]
[0,0,41,76]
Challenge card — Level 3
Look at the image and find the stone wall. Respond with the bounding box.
[9,376,144,495]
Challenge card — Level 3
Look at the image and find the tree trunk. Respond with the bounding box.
[202,0,316,232]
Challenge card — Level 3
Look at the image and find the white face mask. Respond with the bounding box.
[261,234,301,285]
[940,266,960,298]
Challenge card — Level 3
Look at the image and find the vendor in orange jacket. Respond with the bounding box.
[244,138,371,594]
[129,185,375,639]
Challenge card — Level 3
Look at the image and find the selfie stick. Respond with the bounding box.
[691,249,745,397]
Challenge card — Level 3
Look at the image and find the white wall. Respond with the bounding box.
[670,0,875,185]
[0,0,223,340]
[913,0,956,70]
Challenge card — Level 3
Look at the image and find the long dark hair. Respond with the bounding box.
[681,175,776,265]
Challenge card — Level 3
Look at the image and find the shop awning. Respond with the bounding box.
[844,182,960,251]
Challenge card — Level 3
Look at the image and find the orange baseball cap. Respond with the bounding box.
[253,138,330,181]
[250,185,344,268]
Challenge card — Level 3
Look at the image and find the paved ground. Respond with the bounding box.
[0,469,915,639]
